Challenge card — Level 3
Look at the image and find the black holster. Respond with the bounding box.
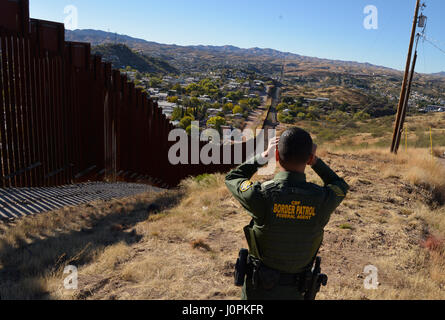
[234,249,249,287]
[303,257,328,300]
[248,257,289,291]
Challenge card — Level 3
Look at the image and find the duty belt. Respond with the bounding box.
[247,256,308,288]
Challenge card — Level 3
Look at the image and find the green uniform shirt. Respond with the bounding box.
[226,155,349,274]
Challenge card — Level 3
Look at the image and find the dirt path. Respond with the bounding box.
[244,95,269,131]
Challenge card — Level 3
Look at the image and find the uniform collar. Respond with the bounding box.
[274,171,307,184]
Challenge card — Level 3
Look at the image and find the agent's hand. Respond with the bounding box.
[262,137,279,160]
[308,143,318,166]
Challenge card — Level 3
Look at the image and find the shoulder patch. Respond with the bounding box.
[240,181,254,192]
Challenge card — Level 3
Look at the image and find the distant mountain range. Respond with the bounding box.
[65,29,302,59]
[66,29,157,48]
[432,71,445,77]
[66,29,444,79]
[66,29,401,76]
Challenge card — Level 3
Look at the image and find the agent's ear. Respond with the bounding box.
[307,154,314,165]
[276,147,280,162]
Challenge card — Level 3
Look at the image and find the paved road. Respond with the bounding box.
[0,182,162,220]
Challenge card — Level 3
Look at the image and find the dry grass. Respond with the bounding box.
[0,189,183,299]
[403,157,445,207]
[338,147,445,207]
[313,147,445,300]
[0,146,444,300]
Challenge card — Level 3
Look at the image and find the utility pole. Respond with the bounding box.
[390,0,421,154]
[394,50,418,152]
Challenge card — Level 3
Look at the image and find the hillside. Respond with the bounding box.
[65,29,404,77]
[92,43,178,75]
[1,148,443,300]
[66,29,151,46]
[1,114,444,300]
[67,29,445,108]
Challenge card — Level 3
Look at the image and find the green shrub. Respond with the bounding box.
[339,223,354,230]
[194,174,217,186]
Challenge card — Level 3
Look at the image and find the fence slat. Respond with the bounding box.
[30,53,44,186]
[1,8,256,190]
[21,36,36,186]
[0,33,6,188]
[52,57,64,184]
[40,57,52,186]
[1,33,16,186]
[56,57,68,184]
[12,34,27,186]
[63,55,74,183]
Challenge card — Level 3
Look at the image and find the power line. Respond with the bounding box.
[423,33,445,48]
[422,35,445,56]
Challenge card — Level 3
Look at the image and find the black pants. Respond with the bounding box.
[241,275,305,301]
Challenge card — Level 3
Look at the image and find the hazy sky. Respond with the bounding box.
[30,0,445,73]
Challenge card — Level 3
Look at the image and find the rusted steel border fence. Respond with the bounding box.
[0,0,258,189]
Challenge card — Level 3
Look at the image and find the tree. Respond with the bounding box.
[186,123,199,136]
[248,97,261,108]
[328,110,350,122]
[282,96,295,104]
[278,113,294,124]
[233,105,243,114]
[200,79,219,96]
[239,99,250,110]
[296,96,305,106]
[211,102,220,108]
[207,116,226,133]
[182,97,191,108]
[223,103,234,113]
[353,110,371,121]
[172,83,183,94]
[179,116,194,129]
[307,106,321,120]
[190,97,201,108]
[150,77,161,88]
[277,103,288,112]
[226,91,244,102]
[171,107,183,121]
[167,96,179,103]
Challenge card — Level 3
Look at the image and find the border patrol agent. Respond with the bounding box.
[226,128,349,300]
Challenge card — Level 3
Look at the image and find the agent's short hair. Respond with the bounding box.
[278,127,313,165]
